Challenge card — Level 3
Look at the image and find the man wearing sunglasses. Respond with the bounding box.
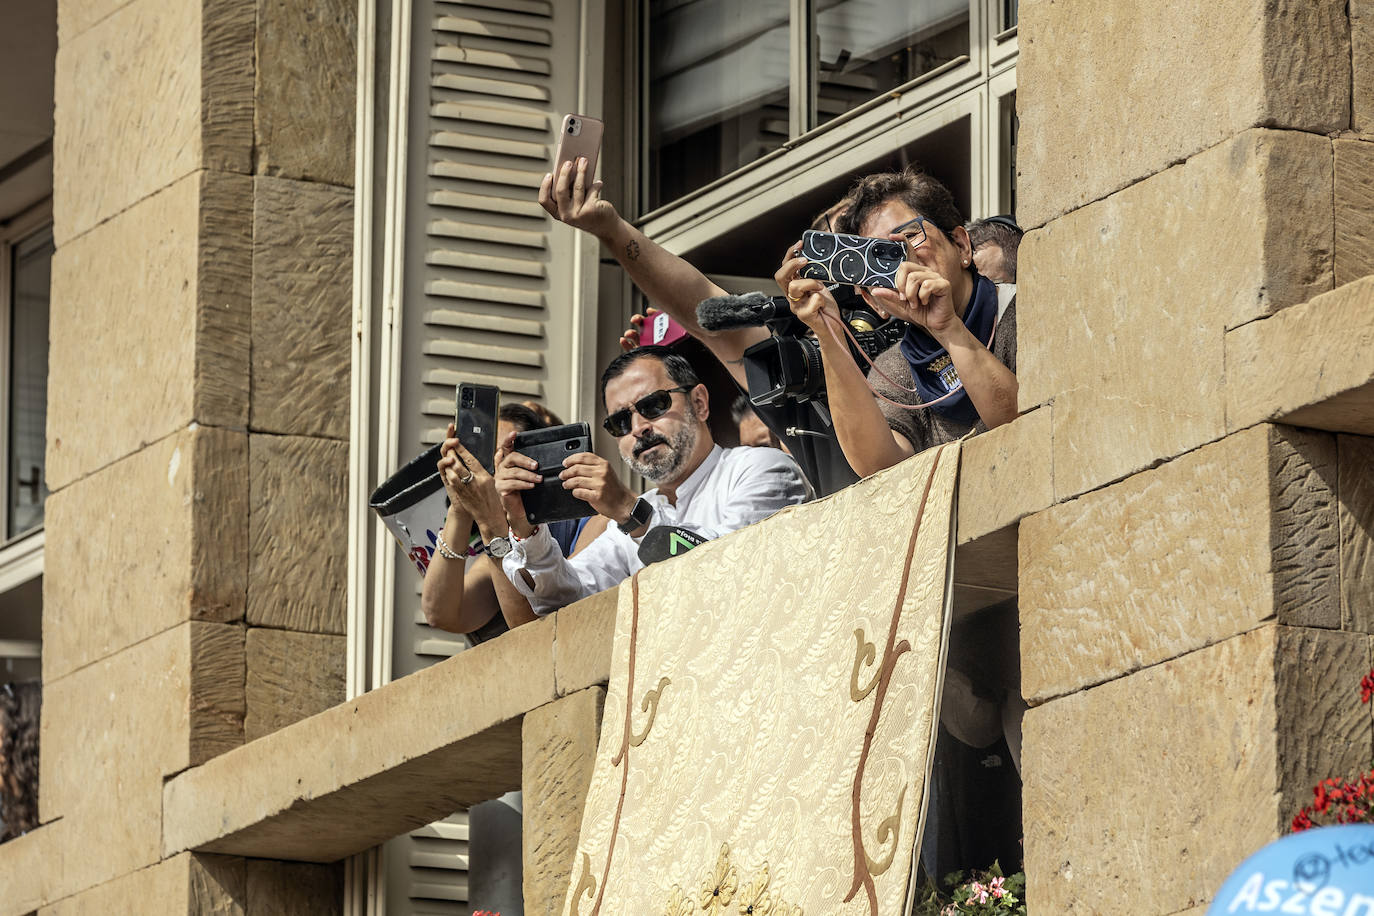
[493,346,808,615]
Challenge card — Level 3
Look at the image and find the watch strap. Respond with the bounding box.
[618,497,654,535]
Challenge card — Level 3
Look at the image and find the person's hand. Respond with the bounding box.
[775,240,842,337]
[437,424,507,540]
[493,431,540,538]
[538,157,620,239]
[618,307,661,351]
[558,452,637,524]
[869,262,958,339]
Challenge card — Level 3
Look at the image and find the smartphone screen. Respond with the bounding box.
[455,383,500,474]
[554,114,604,183]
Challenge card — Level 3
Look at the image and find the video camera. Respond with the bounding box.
[696,287,906,406]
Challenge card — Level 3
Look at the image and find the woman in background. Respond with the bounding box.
[421,403,607,639]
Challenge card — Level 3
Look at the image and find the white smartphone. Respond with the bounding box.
[553,114,604,182]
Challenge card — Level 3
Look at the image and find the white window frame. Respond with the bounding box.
[636,15,1017,255]
[637,0,993,221]
[0,199,52,594]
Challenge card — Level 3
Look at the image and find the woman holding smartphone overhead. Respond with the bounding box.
[421,403,606,639]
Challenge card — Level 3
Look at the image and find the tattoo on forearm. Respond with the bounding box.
[626,239,641,261]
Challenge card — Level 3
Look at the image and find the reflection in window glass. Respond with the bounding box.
[999,90,1017,216]
[10,228,51,540]
[646,0,791,209]
[815,0,971,126]
[1002,0,1019,31]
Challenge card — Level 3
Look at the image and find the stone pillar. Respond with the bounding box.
[43,0,255,902]
[522,688,606,916]
[1015,0,1374,912]
[243,0,355,742]
[39,0,353,908]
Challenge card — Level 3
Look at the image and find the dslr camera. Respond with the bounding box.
[696,286,905,405]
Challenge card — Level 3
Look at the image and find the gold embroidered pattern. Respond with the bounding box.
[662,885,693,916]
[698,843,738,914]
[630,676,672,748]
[849,628,880,702]
[737,863,771,915]
[865,784,907,877]
[570,852,597,916]
[664,844,803,916]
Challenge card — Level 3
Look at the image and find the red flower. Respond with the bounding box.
[1287,669,1374,834]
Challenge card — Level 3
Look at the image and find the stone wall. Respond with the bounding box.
[1015,0,1374,911]
[24,0,355,909]
[10,0,1374,914]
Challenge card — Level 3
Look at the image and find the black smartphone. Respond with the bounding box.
[796,230,906,289]
[511,422,596,525]
[455,383,500,474]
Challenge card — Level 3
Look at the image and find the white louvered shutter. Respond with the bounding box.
[385,0,604,912]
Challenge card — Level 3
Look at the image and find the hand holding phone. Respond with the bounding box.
[553,114,604,182]
[541,114,619,238]
[510,422,597,525]
[455,383,500,474]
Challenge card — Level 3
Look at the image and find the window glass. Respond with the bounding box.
[9,227,51,540]
[815,0,971,126]
[999,90,1017,215]
[1002,0,1019,31]
[646,0,791,209]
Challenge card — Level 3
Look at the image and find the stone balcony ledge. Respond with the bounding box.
[161,590,616,863]
[158,274,1374,867]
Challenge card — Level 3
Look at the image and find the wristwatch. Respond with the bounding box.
[484,535,514,559]
[617,497,654,535]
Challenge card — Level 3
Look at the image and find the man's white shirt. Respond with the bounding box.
[503,445,808,615]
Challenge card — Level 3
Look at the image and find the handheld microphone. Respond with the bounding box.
[696,292,793,331]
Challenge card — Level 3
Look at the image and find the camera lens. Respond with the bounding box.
[566,125,575,133]
[565,441,578,450]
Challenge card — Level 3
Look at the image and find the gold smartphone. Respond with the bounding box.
[553,114,604,181]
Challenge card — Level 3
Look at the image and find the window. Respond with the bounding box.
[6,225,51,541]
[643,0,977,209]
[813,0,971,126]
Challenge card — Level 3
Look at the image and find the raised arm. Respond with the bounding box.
[539,159,768,386]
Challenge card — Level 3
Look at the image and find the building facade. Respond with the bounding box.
[0,0,1371,914]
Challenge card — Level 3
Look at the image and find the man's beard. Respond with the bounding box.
[623,417,699,483]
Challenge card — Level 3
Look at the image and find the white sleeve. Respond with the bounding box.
[501,523,637,616]
[649,450,808,540]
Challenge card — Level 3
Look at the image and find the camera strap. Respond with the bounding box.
[819,306,1000,412]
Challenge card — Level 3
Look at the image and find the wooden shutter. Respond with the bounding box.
[384,0,604,911]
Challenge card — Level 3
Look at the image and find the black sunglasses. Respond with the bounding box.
[602,387,692,436]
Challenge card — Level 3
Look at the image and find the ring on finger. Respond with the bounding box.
[786,294,802,303]
[460,472,475,485]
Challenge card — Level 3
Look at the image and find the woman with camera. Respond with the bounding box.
[773,168,1019,477]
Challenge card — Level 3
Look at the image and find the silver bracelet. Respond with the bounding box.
[434,530,465,561]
